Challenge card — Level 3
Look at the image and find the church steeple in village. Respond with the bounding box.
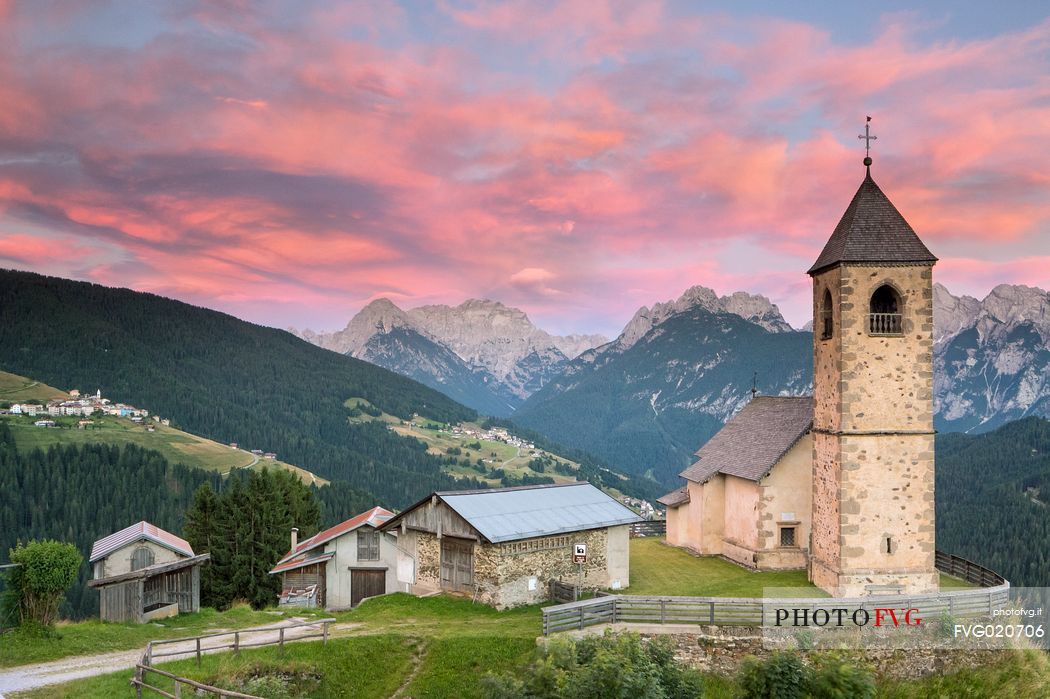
[658,123,940,597]
[807,124,939,596]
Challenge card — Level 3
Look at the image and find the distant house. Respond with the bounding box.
[380,482,642,609]
[270,507,397,610]
[88,521,209,623]
[33,419,56,428]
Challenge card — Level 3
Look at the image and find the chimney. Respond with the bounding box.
[290,527,299,551]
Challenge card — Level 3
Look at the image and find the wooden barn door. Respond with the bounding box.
[440,538,474,592]
[350,569,385,606]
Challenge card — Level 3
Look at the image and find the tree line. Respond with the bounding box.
[0,421,387,619]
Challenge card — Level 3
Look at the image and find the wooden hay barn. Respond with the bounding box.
[88,521,209,623]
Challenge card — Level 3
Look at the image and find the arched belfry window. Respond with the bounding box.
[869,285,903,335]
[820,289,833,339]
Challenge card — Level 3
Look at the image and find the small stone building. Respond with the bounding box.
[660,396,813,570]
[88,521,208,623]
[269,506,399,610]
[381,482,642,609]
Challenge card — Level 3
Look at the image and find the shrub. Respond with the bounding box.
[737,652,811,699]
[482,630,704,698]
[808,653,875,699]
[4,540,82,627]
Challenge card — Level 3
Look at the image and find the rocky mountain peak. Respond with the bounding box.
[615,285,793,351]
[934,283,1049,345]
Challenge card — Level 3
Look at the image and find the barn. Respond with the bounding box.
[380,482,642,609]
[269,506,399,610]
[88,521,209,623]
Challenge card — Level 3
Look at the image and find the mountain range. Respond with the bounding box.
[292,289,791,416]
[298,283,1050,486]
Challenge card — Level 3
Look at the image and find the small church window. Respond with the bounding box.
[885,536,894,554]
[820,289,833,339]
[868,285,903,335]
[130,546,154,571]
[779,526,797,548]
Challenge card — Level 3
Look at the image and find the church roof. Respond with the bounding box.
[657,486,690,508]
[679,396,813,484]
[808,169,937,275]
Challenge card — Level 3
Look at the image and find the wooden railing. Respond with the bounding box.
[868,312,903,335]
[542,552,1009,636]
[935,551,1006,587]
[629,520,667,538]
[132,617,335,698]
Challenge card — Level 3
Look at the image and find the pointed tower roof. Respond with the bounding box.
[808,169,937,276]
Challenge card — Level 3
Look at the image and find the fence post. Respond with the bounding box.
[709,601,715,624]
[578,606,585,630]
[660,599,666,624]
[195,637,201,666]
[323,621,330,646]
[279,627,285,655]
[173,679,182,699]
[135,666,142,699]
[234,631,240,654]
[949,596,954,615]
[612,597,618,624]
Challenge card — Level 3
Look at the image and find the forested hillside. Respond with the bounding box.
[0,421,220,619]
[0,269,482,507]
[937,417,1050,586]
[514,306,813,485]
[0,420,378,619]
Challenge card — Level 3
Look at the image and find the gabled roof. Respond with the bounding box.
[657,486,690,508]
[382,482,643,544]
[271,506,393,571]
[270,550,335,575]
[680,396,814,484]
[89,521,194,562]
[808,170,937,275]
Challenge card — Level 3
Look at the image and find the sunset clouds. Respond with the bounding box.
[0,1,1047,334]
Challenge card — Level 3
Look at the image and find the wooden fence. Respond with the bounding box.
[629,520,666,537]
[132,617,335,698]
[542,551,1008,636]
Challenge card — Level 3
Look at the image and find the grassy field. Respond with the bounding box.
[0,370,68,403]
[12,594,1049,698]
[627,537,824,597]
[347,397,583,487]
[629,538,976,597]
[1,413,326,485]
[0,605,332,669]
[10,595,541,699]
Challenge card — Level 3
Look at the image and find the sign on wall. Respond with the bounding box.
[573,543,587,564]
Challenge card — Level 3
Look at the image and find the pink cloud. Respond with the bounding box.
[0,3,1046,334]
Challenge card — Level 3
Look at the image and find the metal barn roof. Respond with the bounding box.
[431,482,643,544]
[89,521,194,563]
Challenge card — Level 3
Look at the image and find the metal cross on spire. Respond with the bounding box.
[858,115,877,167]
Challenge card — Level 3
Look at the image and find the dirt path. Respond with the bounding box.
[0,618,358,697]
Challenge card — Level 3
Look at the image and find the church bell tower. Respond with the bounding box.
[807,127,939,596]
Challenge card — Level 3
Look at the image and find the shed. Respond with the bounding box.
[88,521,208,623]
[381,482,642,608]
[269,506,397,610]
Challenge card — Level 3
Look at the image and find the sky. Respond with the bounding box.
[0,1,1047,337]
